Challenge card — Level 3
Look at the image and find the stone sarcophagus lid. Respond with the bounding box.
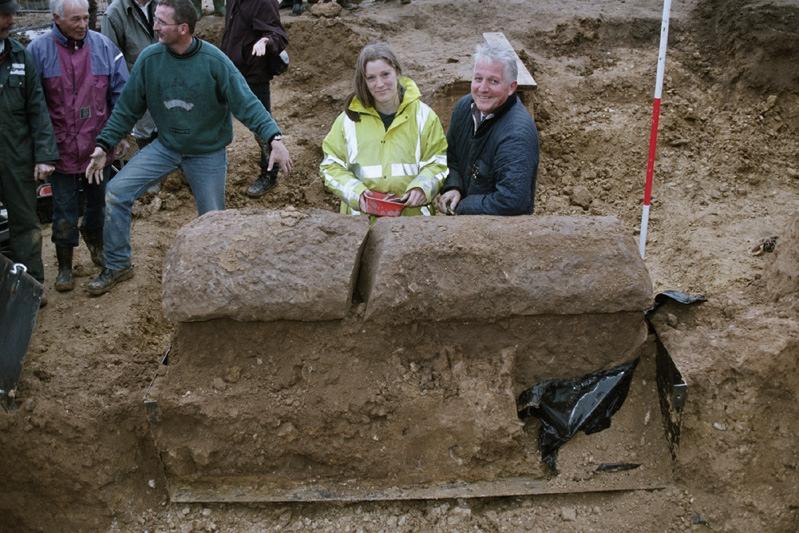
[149,209,668,502]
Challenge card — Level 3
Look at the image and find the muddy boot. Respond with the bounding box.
[291,0,303,15]
[54,245,75,292]
[246,167,279,198]
[87,266,134,296]
[80,227,104,268]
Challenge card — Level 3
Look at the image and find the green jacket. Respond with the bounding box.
[0,38,59,180]
[320,77,448,216]
[96,38,280,154]
[101,0,156,71]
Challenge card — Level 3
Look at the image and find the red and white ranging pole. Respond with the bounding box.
[639,0,673,258]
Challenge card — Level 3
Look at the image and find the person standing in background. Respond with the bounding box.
[102,0,158,148]
[28,0,129,292]
[0,0,58,302]
[221,0,288,197]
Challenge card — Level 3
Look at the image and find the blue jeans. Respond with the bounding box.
[50,169,108,247]
[103,139,227,270]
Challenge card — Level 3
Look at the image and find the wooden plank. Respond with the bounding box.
[168,475,670,503]
[482,31,537,88]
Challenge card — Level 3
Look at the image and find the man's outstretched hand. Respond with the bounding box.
[85,147,107,185]
[436,189,461,215]
[268,138,293,175]
[34,163,54,181]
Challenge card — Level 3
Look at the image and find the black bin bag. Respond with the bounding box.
[517,359,639,472]
[0,254,43,404]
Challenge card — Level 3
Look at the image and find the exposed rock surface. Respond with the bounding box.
[360,215,653,323]
[162,209,370,322]
[767,213,799,303]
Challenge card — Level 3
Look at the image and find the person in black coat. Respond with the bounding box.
[436,43,539,216]
[221,0,288,196]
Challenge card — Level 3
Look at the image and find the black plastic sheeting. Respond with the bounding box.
[649,289,705,458]
[0,254,43,406]
[517,359,639,472]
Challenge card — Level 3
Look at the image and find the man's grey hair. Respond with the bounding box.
[474,43,518,83]
[50,0,89,16]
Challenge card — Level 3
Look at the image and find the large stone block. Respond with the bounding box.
[151,211,661,499]
[359,215,653,322]
[162,209,370,322]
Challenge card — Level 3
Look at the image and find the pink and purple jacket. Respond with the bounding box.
[28,25,129,174]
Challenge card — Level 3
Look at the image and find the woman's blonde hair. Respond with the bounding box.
[345,43,403,121]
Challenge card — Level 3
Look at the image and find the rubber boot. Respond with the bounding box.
[55,245,75,292]
[246,168,279,198]
[246,141,279,198]
[80,227,104,268]
[291,0,304,15]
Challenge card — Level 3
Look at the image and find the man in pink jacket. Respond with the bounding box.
[29,0,128,293]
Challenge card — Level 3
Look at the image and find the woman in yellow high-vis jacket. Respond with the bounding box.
[320,43,448,216]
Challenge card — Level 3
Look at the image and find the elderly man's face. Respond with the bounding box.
[54,0,89,41]
[471,58,517,115]
[0,12,15,40]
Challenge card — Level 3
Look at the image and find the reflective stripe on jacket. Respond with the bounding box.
[320,77,448,216]
[28,26,128,174]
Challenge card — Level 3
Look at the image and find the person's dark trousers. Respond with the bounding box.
[50,168,110,250]
[244,80,279,198]
[250,81,272,173]
[0,171,44,283]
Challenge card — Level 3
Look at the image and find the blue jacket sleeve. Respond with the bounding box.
[108,42,129,108]
[25,48,59,164]
[456,124,539,216]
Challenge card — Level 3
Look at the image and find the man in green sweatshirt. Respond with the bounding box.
[85,0,291,295]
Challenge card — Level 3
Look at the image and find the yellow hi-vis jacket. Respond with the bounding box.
[320,77,448,216]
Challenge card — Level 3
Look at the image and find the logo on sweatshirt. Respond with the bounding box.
[161,77,200,112]
[164,99,194,111]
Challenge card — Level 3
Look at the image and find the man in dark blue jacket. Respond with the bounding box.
[436,43,539,216]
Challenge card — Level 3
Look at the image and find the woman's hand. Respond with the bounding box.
[400,187,427,207]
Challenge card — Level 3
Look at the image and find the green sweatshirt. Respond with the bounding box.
[96,38,280,154]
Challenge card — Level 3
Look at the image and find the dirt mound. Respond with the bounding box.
[281,17,368,92]
[4,0,799,530]
[694,0,799,95]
